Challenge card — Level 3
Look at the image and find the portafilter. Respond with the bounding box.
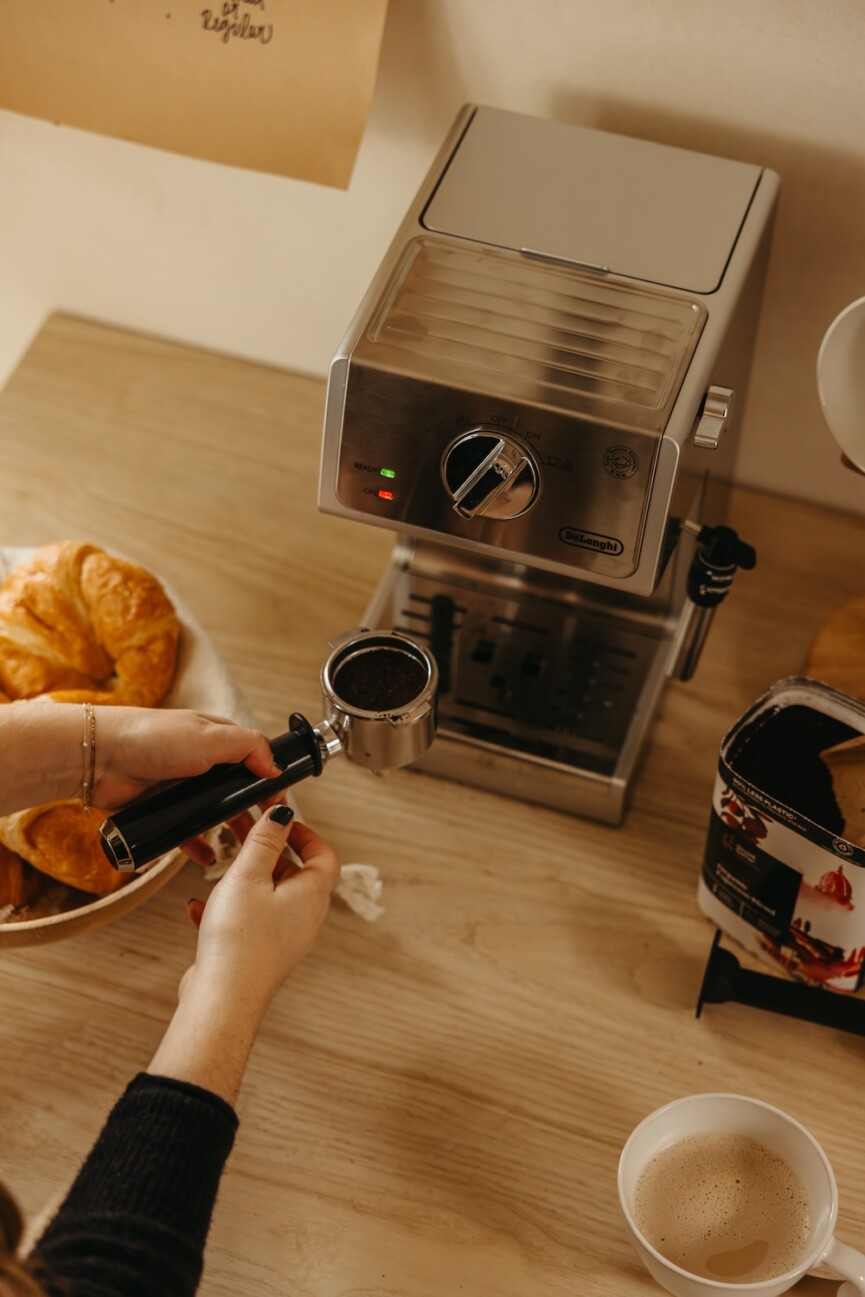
[99,628,438,872]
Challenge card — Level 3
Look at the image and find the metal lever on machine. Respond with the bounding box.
[672,523,757,682]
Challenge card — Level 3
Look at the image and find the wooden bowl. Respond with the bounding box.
[0,849,186,948]
[805,594,865,702]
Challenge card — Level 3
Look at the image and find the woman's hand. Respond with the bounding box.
[147,811,340,1105]
[91,707,280,810]
[0,701,277,817]
[182,812,340,1014]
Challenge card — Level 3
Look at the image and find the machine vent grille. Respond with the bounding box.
[388,582,664,774]
[366,240,705,428]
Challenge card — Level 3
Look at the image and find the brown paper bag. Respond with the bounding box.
[822,735,865,846]
[0,0,388,187]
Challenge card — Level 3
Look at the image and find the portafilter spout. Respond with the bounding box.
[99,628,438,873]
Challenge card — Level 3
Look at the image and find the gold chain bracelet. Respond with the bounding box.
[81,702,96,814]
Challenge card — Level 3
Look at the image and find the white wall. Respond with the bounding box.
[2,0,864,515]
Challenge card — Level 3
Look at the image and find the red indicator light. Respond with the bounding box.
[377,489,394,500]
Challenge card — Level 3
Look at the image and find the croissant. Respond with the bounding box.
[0,540,180,706]
[0,839,45,908]
[0,802,124,896]
[0,541,181,905]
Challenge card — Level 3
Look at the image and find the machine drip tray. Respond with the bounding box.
[363,554,680,823]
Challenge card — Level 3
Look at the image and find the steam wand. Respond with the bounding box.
[696,929,865,1037]
[673,523,757,681]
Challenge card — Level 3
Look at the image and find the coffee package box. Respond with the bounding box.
[698,677,865,993]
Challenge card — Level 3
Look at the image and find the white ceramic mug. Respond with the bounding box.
[618,1094,865,1297]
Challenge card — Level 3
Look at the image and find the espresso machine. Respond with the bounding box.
[318,105,780,823]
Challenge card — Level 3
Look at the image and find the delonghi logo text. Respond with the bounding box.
[559,527,624,556]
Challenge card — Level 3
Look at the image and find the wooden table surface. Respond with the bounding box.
[1,313,864,1297]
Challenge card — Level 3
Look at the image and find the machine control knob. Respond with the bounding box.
[693,385,734,450]
[442,428,539,520]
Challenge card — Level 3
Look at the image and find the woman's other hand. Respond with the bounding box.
[147,811,339,1105]
[183,812,339,1014]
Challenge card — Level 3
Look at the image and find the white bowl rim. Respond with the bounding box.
[816,295,865,472]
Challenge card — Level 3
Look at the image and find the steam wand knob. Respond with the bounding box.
[673,524,757,681]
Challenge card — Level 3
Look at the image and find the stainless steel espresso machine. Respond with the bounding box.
[318,105,780,823]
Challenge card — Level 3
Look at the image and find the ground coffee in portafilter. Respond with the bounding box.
[332,647,428,712]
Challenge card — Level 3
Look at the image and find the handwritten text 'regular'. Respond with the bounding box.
[201,3,273,45]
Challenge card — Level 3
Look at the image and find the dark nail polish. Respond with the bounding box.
[269,804,295,826]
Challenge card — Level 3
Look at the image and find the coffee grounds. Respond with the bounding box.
[333,648,428,712]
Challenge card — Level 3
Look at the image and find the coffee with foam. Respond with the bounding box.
[633,1132,812,1283]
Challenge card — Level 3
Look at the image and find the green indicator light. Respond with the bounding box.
[380,468,396,479]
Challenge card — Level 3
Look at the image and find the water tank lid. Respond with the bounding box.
[421,107,762,294]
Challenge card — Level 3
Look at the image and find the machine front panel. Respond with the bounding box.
[334,365,659,579]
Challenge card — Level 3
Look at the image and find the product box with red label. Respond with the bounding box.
[698,677,865,993]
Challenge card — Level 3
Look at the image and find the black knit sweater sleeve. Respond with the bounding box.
[29,1072,238,1297]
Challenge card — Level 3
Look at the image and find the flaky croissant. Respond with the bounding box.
[0,839,45,908]
[0,802,124,896]
[0,540,180,706]
[0,541,181,905]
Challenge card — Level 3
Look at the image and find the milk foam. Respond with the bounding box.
[632,1132,812,1283]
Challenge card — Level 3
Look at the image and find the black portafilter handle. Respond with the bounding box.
[99,713,322,873]
[696,929,865,1037]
